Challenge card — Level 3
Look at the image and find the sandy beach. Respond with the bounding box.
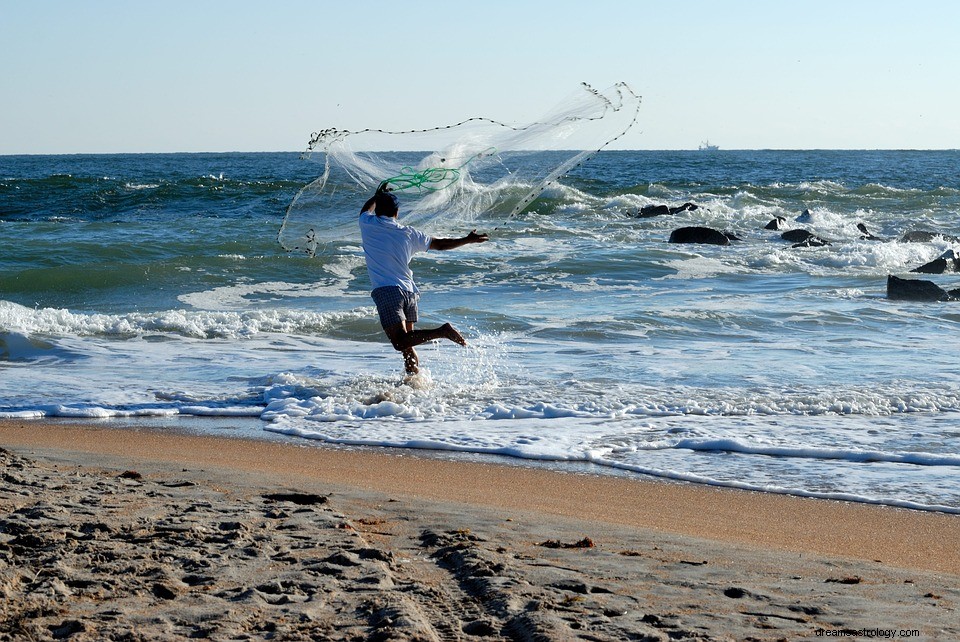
[1,420,958,641]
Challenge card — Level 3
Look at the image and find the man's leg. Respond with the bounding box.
[383,322,468,373]
[401,321,419,374]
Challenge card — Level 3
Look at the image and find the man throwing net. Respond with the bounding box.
[359,185,489,375]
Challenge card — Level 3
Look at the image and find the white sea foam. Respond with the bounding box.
[250,368,960,422]
[261,411,960,514]
[178,278,363,310]
[0,300,375,339]
[660,256,742,279]
[637,437,960,467]
[585,455,960,514]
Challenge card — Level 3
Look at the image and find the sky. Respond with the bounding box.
[2,0,959,153]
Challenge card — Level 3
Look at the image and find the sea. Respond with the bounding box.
[2,150,960,513]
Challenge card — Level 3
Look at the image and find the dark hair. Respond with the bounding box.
[375,191,399,216]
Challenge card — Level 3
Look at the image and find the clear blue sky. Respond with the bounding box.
[3,0,958,153]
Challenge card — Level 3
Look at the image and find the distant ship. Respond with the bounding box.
[699,140,719,151]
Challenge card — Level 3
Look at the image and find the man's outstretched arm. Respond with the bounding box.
[429,230,489,251]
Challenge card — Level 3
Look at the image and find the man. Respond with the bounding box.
[359,186,489,374]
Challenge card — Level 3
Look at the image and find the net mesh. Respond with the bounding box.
[278,82,641,256]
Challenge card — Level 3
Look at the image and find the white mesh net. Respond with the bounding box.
[279,82,641,256]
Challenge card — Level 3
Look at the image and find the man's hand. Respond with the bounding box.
[465,230,489,244]
[429,230,491,251]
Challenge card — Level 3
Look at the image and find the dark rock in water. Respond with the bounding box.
[900,230,960,244]
[796,208,814,223]
[669,227,737,245]
[670,202,699,214]
[781,229,830,247]
[857,223,883,241]
[636,202,699,218]
[781,229,815,243]
[887,275,954,302]
[911,250,960,274]
[912,259,951,275]
[637,204,670,218]
[901,231,937,243]
[764,216,787,230]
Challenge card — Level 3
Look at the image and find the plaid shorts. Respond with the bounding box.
[371,286,419,329]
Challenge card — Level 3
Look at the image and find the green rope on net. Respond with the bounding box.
[381,147,497,193]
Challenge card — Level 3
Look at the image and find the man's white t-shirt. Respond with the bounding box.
[359,212,433,293]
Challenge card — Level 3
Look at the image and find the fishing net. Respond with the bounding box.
[278,82,641,256]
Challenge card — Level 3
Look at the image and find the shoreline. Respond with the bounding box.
[2,419,959,640]
[2,419,958,576]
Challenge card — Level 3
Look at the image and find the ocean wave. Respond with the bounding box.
[0,300,375,339]
[0,404,259,420]
[258,414,960,513]
[586,456,960,514]
[248,369,960,424]
[636,437,960,467]
[0,331,78,364]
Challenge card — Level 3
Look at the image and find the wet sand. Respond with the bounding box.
[1,419,958,640]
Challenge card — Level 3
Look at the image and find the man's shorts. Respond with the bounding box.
[371,286,419,329]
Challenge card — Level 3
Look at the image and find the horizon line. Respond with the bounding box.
[3,147,960,157]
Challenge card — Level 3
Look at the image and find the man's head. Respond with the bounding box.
[375,190,399,217]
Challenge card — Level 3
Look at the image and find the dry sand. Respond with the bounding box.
[1,419,958,641]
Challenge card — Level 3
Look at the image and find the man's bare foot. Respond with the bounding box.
[402,347,419,374]
[441,323,467,346]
